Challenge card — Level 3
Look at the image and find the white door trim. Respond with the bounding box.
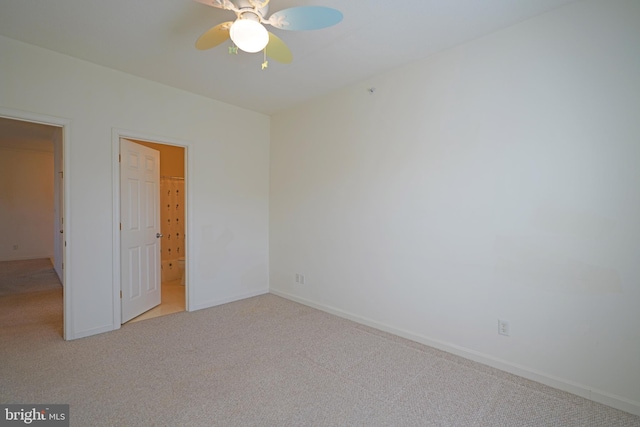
[0,107,72,340]
[111,128,193,329]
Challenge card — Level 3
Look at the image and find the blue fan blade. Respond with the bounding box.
[268,6,343,31]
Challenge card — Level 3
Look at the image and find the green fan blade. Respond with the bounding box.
[266,32,293,64]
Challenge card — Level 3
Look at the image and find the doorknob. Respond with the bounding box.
[156,233,163,238]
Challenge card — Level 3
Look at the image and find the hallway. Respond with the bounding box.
[0,258,63,338]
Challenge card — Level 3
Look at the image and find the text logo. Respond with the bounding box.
[1,405,69,427]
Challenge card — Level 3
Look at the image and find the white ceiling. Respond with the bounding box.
[0,0,579,115]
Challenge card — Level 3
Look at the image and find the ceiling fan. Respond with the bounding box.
[193,0,342,68]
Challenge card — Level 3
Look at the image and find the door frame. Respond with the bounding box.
[111,128,192,328]
[0,107,72,340]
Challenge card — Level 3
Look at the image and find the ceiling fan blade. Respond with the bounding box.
[267,6,343,31]
[192,0,238,11]
[195,22,232,50]
[248,0,270,8]
[266,32,293,64]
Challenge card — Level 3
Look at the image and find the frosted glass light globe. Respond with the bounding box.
[230,19,269,53]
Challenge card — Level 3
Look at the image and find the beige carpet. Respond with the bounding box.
[0,258,62,296]
[0,263,638,426]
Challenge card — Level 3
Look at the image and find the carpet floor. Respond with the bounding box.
[0,258,62,296]
[0,261,638,426]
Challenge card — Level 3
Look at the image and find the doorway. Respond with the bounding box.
[116,135,188,324]
[0,114,67,337]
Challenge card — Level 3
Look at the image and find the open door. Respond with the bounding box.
[120,138,161,323]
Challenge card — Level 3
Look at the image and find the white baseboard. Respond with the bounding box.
[189,288,269,312]
[270,288,640,417]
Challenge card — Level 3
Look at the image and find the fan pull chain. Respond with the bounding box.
[261,49,268,70]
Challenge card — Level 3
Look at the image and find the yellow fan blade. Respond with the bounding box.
[265,32,293,64]
[195,22,232,50]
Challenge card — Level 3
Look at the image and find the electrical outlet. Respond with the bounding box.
[498,319,510,337]
[295,273,300,283]
[300,274,305,285]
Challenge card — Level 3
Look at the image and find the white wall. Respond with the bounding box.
[0,35,270,339]
[270,0,640,415]
[0,145,54,261]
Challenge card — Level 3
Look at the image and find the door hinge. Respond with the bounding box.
[119,154,121,163]
[62,262,64,270]
[120,290,122,299]
[120,223,122,230]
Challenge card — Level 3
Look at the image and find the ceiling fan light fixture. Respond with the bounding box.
[229,19,269,53]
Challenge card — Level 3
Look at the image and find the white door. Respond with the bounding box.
[120,138,161,323]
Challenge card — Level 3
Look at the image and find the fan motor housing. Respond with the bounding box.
[235,0,269,19]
